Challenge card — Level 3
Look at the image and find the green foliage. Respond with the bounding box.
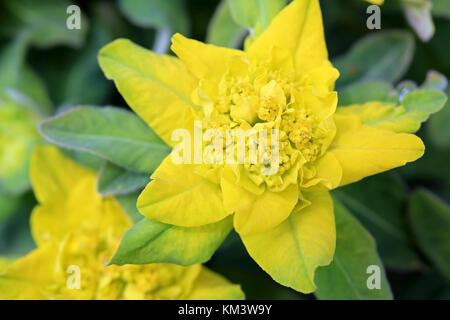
[429,88,450,148]
[393,89,447,133]
[118,0,189,34]
[0,192,21,223]
[227,0,287,40]
[0,37,50,196]
[334,173,421,270]
[429,0,450,17]
[116,192,144,223]
[0,94,42,195]
[334,31,415,88]
[39,106,170,173]
[0,192,36,258]
[0,37,51,114]
[207,0,247,48]
[228,0,286,29]
[62,18,113,106]
[420,70,448,91]
[338,81,399,106]
[110,216,233,266]
[62,148,104,171]
[1,0,87,48]
[315,199,393,300]
[338,80,448,134]
[97,161,149,197]
[409,190,450,280]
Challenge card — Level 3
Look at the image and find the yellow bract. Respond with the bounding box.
[0,146,244,300]
[366,0,384,5]
[330,114,424,186]
[99,0,423,293]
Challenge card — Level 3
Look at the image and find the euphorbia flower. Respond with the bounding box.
[99,0,423,292]
[0,146,244,300]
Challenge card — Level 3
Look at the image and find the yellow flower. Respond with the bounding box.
[0,145,244,300]
[366,0,384,5]
[0,259,9,274]
[98,0,423,292]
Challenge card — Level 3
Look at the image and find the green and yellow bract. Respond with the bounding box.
[0,146,244,300]
[98,0,423,293]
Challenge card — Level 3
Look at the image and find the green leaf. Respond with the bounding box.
[429,0,450,17]
[118,0,190,54]
[397,132,450,184]
[429,88,450,148]
[409,189,450,280]
[338,89,447,134]
[0,37,51,113]
[397,80,418,96]
[110,216,233,266]
[420,70,448,91]
[396,271,450,299]
[227,0,287,40]
[315,198,393,300]
[0,192,36,258]
[0,91,43,195]
[207,0,247,48]
[394,89,447,132]
[61,149,104,171]
[0,192,21,223]
[3,0,88,48]
[97,161,149,197]
[334,31,415,88]
[402,0,435,42]
[118,0,189,34]
[333,173,421,270]
[116,192,144,223]
[17,67,52,115]
[0,34,28,88]
[40,106,170,173]
[338,81,399,107]
[63,20,113,106]
[98,38,198,145]
[339,71,447,106]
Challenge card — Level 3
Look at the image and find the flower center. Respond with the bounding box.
[47,230,190,299]
[196,61,331,189]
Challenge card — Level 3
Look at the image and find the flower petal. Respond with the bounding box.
[98,39,198,146]
[0,243,58,299]
[247,0,329,76]
[297,89,337,122]
[30,145,94,204]
[30,146,131,245]
[186,267,245,300]
[302,152,342,189]
[221,166,298,235]
[138,156,230,227]
[171,33,245,81]
[330,114,425,186]
[241,189,335,293]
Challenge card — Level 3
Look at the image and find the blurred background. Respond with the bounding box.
[0,0,449,299]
